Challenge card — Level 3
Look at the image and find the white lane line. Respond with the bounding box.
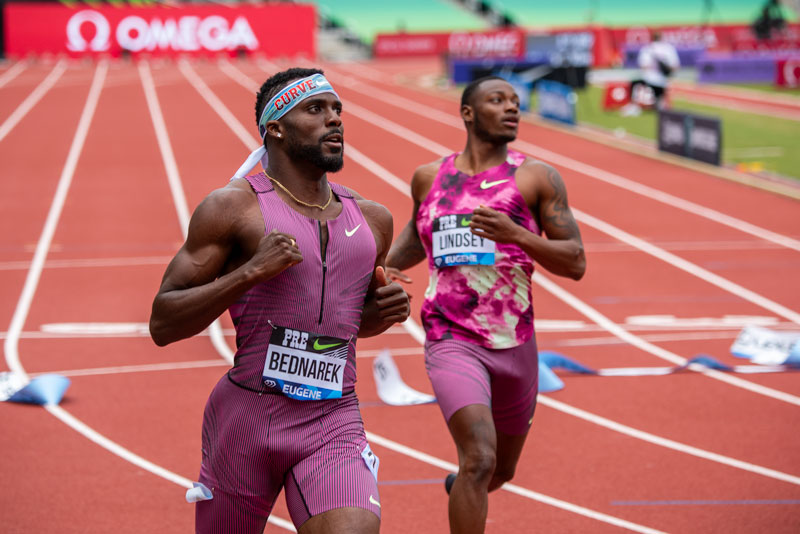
[290,81,800,328]
[140,60,233,366]
[326,65,800,252]
[0,60,67,144]
[143,60,292,530]
[366,431,667,534]
[533,272,800,407]
[572,208,800,326]
[35,359,228,378]
[191,61,666,533]
[0,60,28,89]
[0,60,227,524]
[4,60,106,380]
[0,255,173,271]
[402,314,800,487]
[537,396,800,486]
[0,59,210,516]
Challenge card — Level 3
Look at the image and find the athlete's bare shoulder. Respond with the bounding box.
[187,178,258,244]
[411,159,442,202]
[515,157,566,206]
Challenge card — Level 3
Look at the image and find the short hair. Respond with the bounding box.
[461,75,507,108]
[254,67,324,127]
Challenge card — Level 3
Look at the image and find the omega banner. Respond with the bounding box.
[4,3,316,57]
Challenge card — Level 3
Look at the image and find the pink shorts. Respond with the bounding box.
[195,374,381,533]
[425,336,539,435]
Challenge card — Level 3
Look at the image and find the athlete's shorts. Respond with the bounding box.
[425,336,539,436]
[195,374,381,533]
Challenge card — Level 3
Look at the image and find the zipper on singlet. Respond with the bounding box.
[318,220,328,324]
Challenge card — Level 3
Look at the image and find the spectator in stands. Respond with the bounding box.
[624,31,680,115]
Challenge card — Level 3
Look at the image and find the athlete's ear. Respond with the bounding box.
[460,103,474,124]
[265,121,284,141]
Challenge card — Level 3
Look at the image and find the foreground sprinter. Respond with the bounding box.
[386,76,586,534]
[150,68,410,534]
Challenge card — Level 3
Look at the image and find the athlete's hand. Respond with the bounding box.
[248,229,303,281]
[373,266,411,323]
[384,266,413,284]
[470,205,522,244]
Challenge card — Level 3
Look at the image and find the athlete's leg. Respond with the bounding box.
[298,507,379,534]
[488,430,529,492]
[447,404,497,534]
[285,394,381,532]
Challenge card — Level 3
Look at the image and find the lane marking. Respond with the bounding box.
[0,60,228,528]
[365,431,667,534]
[143,60,291,530]
[196,60,667,533]
[0,60,28,89]
[0,60,67,144]
[0,255,173,271]
[327,65,800,252]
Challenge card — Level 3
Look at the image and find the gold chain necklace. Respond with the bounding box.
[267,174,333,210]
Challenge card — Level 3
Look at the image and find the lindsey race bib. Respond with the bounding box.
[264,325,348,401]
[432,214,495,267]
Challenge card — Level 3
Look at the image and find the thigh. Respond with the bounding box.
[195,487,274,534]
[489,336,538,436]
[425,338,492,424]
[284,394,382,528]
[298,507,380,534]
[196,377,285,528]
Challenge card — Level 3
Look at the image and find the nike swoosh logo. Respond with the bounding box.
[369,495,381,508]
[480,178,510,189]
[461,218,471,226]
[345,224,361,237]
[313,339,342,351]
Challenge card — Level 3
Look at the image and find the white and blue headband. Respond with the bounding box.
[232,73,340,180]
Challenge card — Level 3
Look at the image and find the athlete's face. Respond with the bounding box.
[465,80,520,144]
[282,93,344,172]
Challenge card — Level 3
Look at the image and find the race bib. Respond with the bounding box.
[432,214,495,267]
[263,325,348,401]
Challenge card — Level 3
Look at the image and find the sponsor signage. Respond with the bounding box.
[4,3,316,57]
[697,53,777,83]
[658,109,721,166]
[776,57,800,88]
[536,80,576,125]
[374,29,523,59]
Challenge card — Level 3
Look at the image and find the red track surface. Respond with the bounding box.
[1,57,799,533]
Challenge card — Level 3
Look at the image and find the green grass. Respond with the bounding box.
[531,85,800,179]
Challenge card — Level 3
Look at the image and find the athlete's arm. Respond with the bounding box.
[469,161,585,280]
[149,184,302,346]
[385,162,438,282]
[357,199,411,338]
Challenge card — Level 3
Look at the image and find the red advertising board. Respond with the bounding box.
[374,29,524,59]
[4,3,316,57]
[776,57,800,88]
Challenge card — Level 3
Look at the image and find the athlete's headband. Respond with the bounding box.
[231,74,340,180]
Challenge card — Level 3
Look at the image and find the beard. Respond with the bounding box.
[286,130,344,173]
[473,113,517,145]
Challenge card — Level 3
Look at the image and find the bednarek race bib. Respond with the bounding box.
[264,325,348,401]
[432,214,495,267]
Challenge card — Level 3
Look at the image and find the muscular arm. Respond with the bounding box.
[356,198,411,338]
[470,162,586,280]
[149,184,301,346]
[385,162,438,280]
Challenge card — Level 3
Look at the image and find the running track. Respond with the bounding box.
[1,56,799,533]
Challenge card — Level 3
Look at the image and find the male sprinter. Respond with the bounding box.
[150,68,410,534]
[386,76,585,534]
